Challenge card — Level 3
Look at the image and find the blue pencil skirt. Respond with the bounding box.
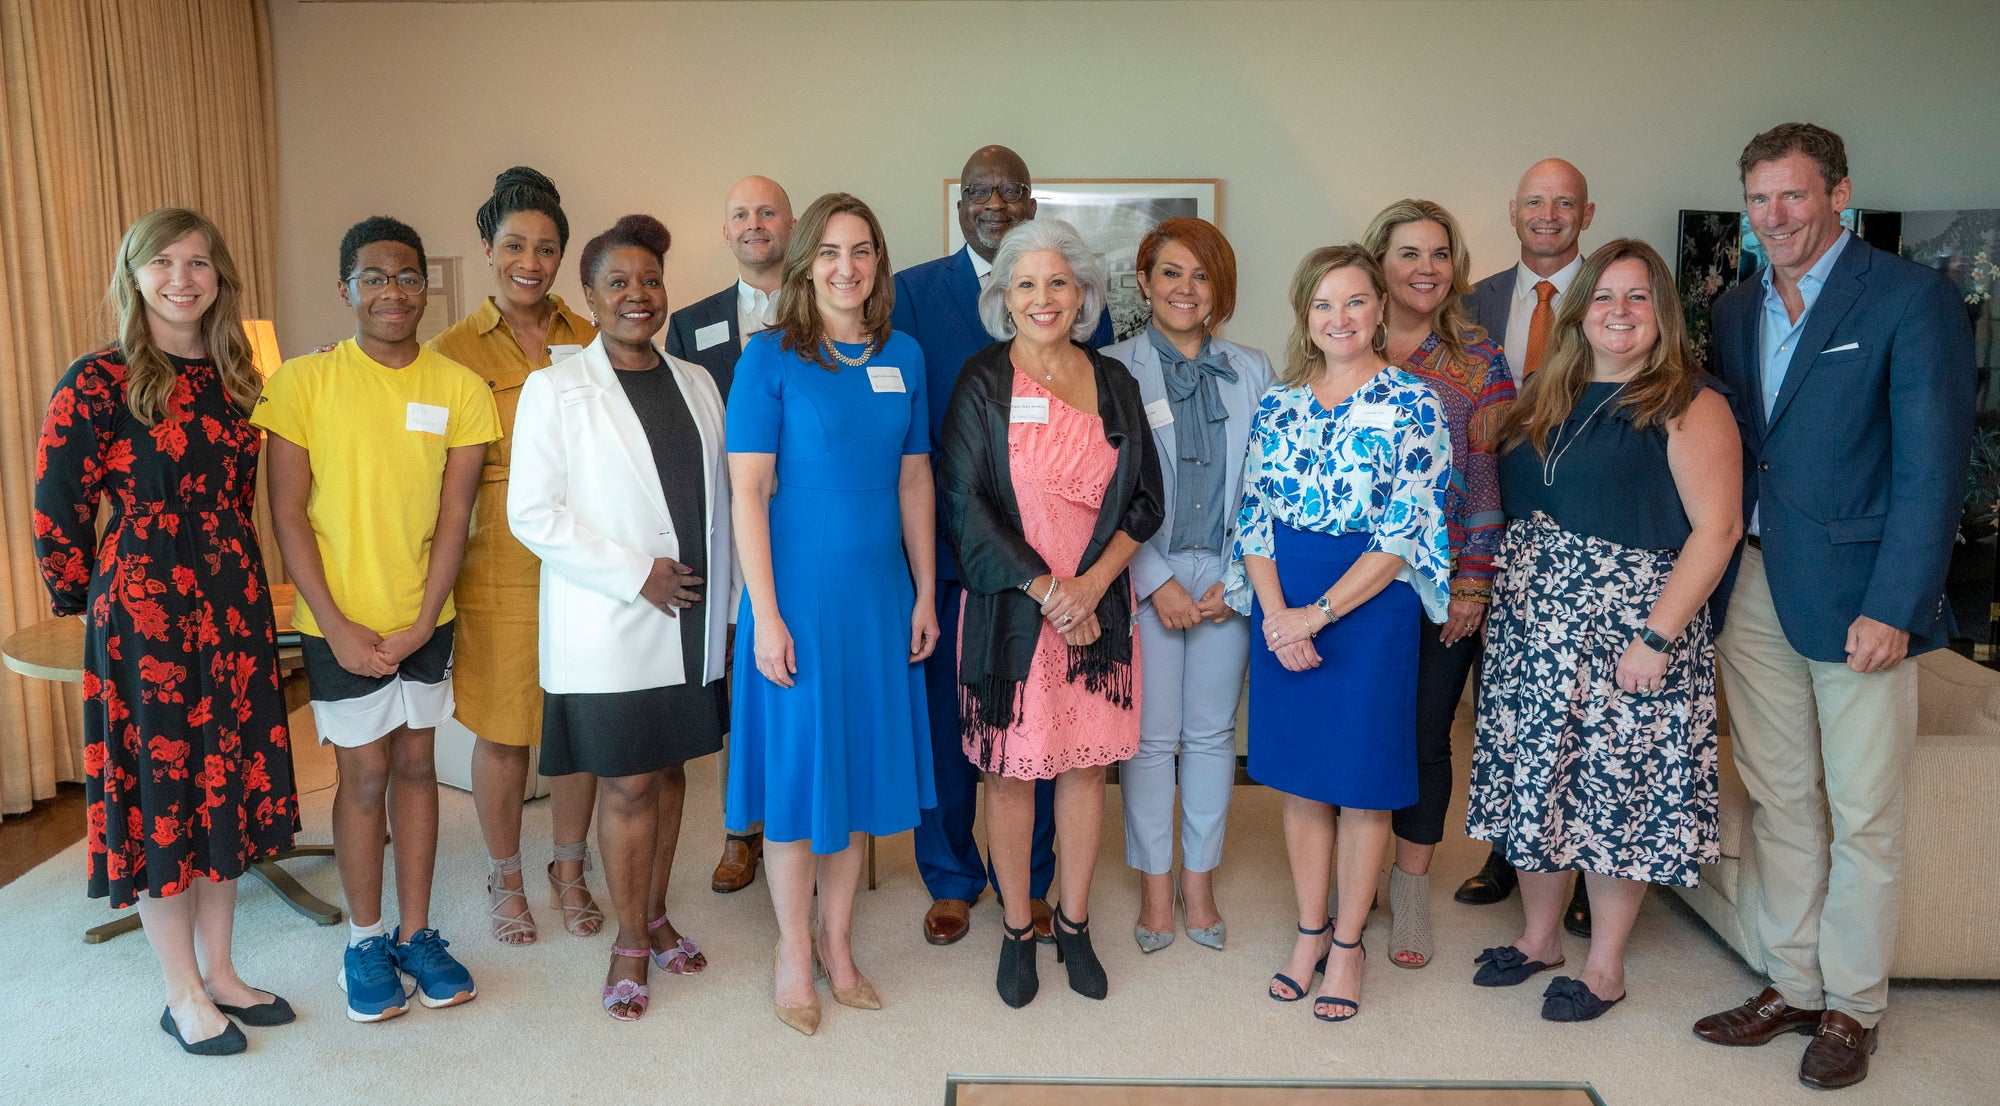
[1246,525,1420,811]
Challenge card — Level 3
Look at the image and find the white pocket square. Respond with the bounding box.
[1821,341,1860,354]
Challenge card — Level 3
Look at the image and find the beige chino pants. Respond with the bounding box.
[1714,544,1918,1026]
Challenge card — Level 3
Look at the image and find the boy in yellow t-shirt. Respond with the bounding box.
[254,216,499,1022]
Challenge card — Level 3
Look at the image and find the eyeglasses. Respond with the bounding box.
[961,181,1030,206]
[347,269,428,293]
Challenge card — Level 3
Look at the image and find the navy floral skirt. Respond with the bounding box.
[1466,513,1719,888]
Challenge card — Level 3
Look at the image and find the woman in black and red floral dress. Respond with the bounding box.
[33,208,300,1055]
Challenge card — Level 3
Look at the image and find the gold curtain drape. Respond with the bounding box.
[0,0,279,816]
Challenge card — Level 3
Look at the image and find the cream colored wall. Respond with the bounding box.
[269,0,2000,361]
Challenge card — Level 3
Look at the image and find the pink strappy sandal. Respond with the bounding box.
[647,914,707,974]
[602,946,651,1021]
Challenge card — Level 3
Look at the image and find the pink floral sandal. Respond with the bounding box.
[603,946,651,1021]
[647,914,707,974]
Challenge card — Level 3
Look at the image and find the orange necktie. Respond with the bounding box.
[1521,280,1557,377]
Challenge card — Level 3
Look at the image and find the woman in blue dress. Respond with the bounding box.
[1224,244,1452,1023]
[725,193,938,1036]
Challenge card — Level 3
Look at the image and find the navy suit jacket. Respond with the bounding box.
[1465,267,1515,348]
[1712,237,1975,662]
[892,244,1114,579]
[663,283,742,398]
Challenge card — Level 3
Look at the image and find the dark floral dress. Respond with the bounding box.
[33,348,299,908]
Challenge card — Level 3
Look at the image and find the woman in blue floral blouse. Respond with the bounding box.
[1224,244,1451,1024]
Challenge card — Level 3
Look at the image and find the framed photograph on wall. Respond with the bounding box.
[944,178,1221,341]
[415,256,462,344]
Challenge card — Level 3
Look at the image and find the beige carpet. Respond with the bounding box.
[4,708,1995,1106]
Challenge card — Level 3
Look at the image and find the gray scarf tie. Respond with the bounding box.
[1151,327,1236,464]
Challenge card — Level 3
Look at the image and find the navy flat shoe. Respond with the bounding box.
[160,1007,247,1056]
[1473,944,1565,987]
[213,992,294,1027]
[1541,975,1625,1022]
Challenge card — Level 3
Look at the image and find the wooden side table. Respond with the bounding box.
[2,585,342,942]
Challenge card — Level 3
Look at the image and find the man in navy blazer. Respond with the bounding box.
[1454,158,1597,937]
[1692,124,1974,1091]
[662,174,795,894]
[892,145,1113,945]
[664,175,795,403]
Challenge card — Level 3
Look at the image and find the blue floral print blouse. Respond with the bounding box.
[1223,366,1454,621]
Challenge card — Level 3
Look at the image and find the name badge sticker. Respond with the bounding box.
[694,320,730,351]
[1348,403,1399,430]
[546,343,584,363]
[558,384,601,408]
[867,366,906,393]
[406,402,450,435]
[1010,396,1050,425]
[1144,397,1175,430]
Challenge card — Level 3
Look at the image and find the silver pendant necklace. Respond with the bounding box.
[1542,382,1628,487]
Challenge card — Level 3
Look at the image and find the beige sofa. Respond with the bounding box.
[1674,647,2000,980]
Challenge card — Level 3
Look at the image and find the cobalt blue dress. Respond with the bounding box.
[724,330,936,853]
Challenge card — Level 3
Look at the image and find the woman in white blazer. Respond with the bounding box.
[1102,219,1272,953]
[508,215,736,1022]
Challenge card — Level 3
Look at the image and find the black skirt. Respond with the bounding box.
[539,679,726,778]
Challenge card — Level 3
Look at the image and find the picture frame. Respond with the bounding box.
[415,255,462,344]
[943,178,1221,342]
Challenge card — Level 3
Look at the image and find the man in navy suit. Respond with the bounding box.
[1455,158,1598,937]
[664,175,794,401]
[892,145,1113,945]
[1691,124,1974,1091]
[663,174,794,893]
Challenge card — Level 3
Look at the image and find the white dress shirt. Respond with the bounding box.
[968,246,993,289]
[736,280,777,349]
[1505,255,1584,383]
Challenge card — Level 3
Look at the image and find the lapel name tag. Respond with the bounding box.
[547,343,584,363]
[1144,397,1175,430]
[867,366,906,393]
[1010,396,1050,425]
[559,384,601,408]
[1347,403,1399,430]
[694,320,730,351]
[406,402,449,435]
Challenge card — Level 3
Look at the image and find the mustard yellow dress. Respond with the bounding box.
[427,295,596,747]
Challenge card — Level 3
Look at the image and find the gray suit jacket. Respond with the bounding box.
[1099,332,1274,600]
[1465,267,1514,349]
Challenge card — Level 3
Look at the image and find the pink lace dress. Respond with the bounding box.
[962,370,1142,779]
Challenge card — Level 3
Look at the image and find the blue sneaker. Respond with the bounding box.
[339,934,410,1022]
[392,927,476,1008]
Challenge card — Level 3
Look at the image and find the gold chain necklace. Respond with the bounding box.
[822,334,876,367]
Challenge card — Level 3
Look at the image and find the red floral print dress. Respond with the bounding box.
[33,348,299,908]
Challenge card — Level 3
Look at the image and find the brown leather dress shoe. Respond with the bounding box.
[925,898,972,945]
[711,833,762,893]
[1030,898,1055,944]
[1692,986,1822,1046]
[1799,1011,1878,1090]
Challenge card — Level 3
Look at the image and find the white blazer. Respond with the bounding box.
[508,336,736,694]
[1100,332,1274,599]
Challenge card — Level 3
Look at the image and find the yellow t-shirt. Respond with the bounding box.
[250,338,501,637]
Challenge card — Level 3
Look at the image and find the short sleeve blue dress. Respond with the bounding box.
[723,330,937,853]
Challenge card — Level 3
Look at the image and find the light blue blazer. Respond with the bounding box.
[1101,332,1274,600]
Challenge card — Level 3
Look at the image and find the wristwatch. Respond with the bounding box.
[1636,626,1673,654]
[1313,595,1339,634]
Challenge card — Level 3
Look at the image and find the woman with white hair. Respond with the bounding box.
[939,218,1164,1009]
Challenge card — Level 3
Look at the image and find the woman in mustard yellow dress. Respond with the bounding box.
[428,167,601,944]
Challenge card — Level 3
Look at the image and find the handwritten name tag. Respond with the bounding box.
[867,366,906,393]
[406,402,449,435]
[1144,397,1175,430]
[1347,403,1399,430]
[694,320,730,351]
[1010,396,1050,425]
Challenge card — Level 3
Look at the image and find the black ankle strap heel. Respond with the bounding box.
[996,918,1040,1009]
[1051,905,1107,1000]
